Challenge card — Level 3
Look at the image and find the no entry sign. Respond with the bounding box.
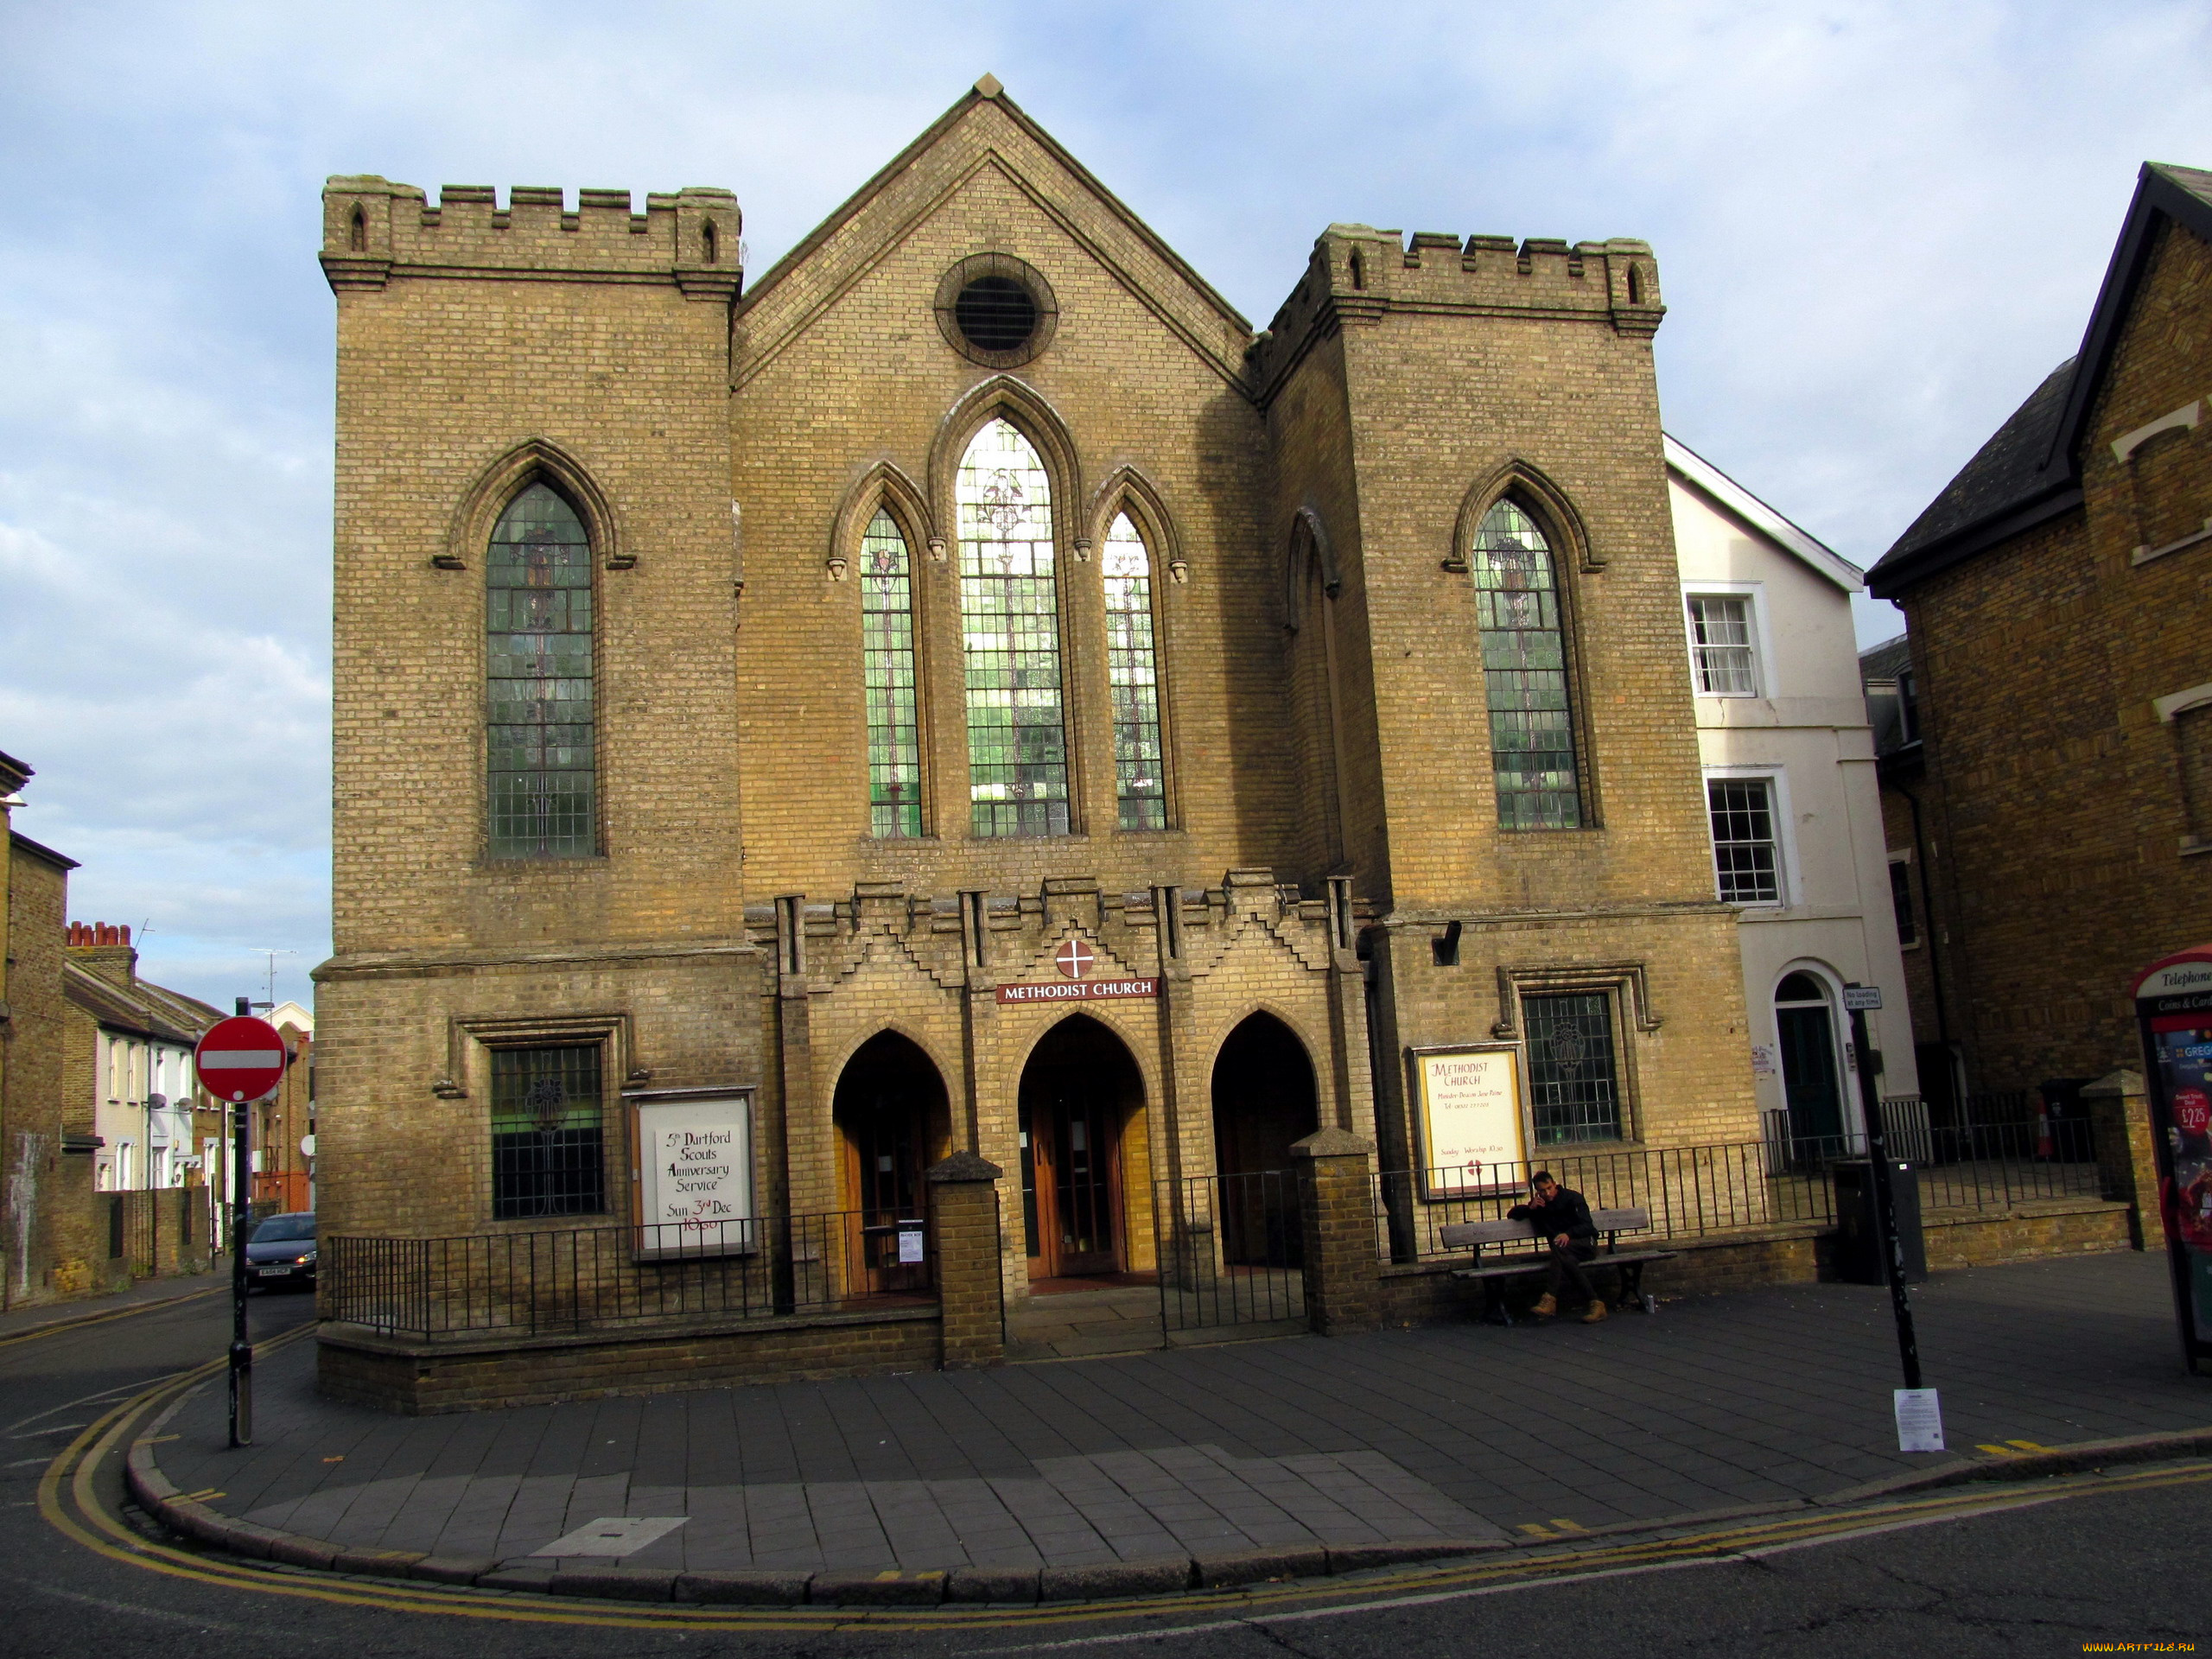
[194,1015,288,1103]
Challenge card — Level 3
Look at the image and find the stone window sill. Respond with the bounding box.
[2131,518,2212,567]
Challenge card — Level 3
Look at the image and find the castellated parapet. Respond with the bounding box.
[1246,226,1664,401]
[320,177,742,302]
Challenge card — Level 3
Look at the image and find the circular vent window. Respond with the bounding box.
[935,255,1057,367]
[955,276,1038,353]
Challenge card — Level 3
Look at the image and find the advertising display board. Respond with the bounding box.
[1408,1043,1528,1197]
[2132,945,2212,1373]
[632,1090,755,1260]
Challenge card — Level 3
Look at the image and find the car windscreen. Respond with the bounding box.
[251,1216,316,1243]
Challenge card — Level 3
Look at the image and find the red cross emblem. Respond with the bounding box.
[1054,938,1096,980]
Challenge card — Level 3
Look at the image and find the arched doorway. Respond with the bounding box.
[1775,971,1847,1151]
[1210,1013,1319,1266]
[832,1033,951,1294]
[1018,1015,1142,1281]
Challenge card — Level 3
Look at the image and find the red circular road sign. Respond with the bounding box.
[194,1015,288,1103]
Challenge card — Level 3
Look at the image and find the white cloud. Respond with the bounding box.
[4,0,2207,1008]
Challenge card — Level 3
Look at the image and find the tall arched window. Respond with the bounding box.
[486,483,596,857]
[957,418,1068,836]
[861,508,922,837]
[1471,499,1580,829]
[1103,512,1165,830]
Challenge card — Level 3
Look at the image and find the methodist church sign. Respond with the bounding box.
[996,937,1160,1006]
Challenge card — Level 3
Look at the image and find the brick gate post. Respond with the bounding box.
[2084,1069,2164,1250]
[1291,1128,1381,1336]
[927,1149,1007,1369]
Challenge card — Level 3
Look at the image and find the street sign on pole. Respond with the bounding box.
[1845,981,1934,1447]
[201,1004,282,1448]
[194,1015,288,1104]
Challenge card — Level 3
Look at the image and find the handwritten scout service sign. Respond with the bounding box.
[1408,1043,1528,1198]
[996,935,1160,1007]
[632,1090,754,1260]
[2133,944,2212,1370]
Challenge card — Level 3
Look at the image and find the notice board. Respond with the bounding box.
[1408,1043,1528,1198]
[632,1090,755,1259]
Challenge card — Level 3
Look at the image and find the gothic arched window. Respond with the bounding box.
[957,419,1068,836]
[861,507,922,836]
[486,483,596,857]
[1471,499,1581,830]
[1102,512,1166,830]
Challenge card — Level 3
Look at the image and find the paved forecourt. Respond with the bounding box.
[143,1253,2211,1589]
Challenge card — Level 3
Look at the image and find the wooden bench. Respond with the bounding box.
[1439,1206,1676,1325]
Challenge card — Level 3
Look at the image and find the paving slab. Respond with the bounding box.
[141,1251,2212,1580]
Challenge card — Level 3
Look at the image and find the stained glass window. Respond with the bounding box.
[1471,500,1580,830]
[487,484,595,858]
[1103,512,1166,830]
[861,509,922,836]
[958,419,1068,836]
[490,1044,604,1218]
[1524,992,1622,1144]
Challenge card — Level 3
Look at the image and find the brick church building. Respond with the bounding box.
[314,80,1778,1390]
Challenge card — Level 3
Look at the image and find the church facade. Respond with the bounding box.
[314,81,1759,1340]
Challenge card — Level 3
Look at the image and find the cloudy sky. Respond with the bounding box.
[1,0,2206,1013]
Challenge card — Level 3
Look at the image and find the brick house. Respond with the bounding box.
[1866,162,2212,1104]
[0,750,108,1308]
[315,80,1770,1394]
[63,924,221,1195]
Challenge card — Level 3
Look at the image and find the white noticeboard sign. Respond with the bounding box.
[1410,1044,1528,1198]
[1893,1388,1945,1452]
[633,1091,755,1259]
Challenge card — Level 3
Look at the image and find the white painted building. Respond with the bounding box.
[1665,435,1919,1146]
[63,933,220,1192]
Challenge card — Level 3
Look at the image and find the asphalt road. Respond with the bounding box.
[3,1287,2206,1658]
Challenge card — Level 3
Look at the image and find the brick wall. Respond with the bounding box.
[2,841,109,1305]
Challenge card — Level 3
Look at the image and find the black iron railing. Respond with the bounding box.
[1382,1109,2107,1265]
[1154,1171,1306,1331]
[1380,1141,1836,1263]
[322,1211,932,1340]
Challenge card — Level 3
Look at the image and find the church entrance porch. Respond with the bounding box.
[1210,1012,1320,1268]
[1018,1015,1144,1281]
[833,1032,950,1298]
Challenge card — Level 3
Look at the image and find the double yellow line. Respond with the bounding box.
[39,1352,2212,1637]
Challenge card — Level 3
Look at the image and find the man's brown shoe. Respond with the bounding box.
[1580,1300,1609,1324]
[1530,1294,1558,1318]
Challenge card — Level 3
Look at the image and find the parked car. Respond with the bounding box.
[245,1212,316,1290]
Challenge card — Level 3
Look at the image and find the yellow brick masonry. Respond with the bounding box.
[315,84,1763,1391]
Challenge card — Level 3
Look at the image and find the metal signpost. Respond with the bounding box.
[194,1006,289,1448]
[1843,982,1941,1450]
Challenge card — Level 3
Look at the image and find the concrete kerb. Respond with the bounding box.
[0,1281,226,1345]
[1815,1424,2212,1505]
[121,1415,2212,1608]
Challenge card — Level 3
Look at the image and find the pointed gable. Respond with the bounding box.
[1871,162,2212,596]
[734,81,1255,394]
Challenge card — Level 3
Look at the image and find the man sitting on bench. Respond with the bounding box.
[1508,1171,1606,1324]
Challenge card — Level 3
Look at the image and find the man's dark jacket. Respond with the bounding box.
[1508,1185,1599,1253]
